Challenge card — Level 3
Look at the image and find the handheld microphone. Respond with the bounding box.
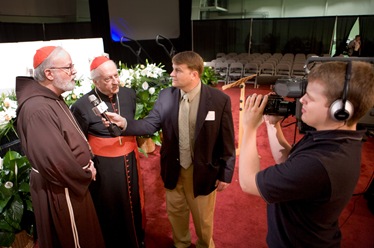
[88,94,122,137]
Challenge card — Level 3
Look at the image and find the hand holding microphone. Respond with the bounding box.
[88,95,123,137]
[104,112,128,130]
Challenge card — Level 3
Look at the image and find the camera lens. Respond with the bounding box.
[263,95,295,117]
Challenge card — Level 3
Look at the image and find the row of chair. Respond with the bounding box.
[205,60,308,85]
[211,52,329,74]
[205,52,336,85]
[215,52,329,63]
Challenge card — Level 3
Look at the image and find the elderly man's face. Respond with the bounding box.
[94,61,120,98]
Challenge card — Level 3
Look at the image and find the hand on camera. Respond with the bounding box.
[243,93,268,130]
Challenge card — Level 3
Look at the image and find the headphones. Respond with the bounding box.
[329,61,354,121]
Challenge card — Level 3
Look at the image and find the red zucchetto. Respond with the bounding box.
[33,46,56,69]
[90,56,110,71]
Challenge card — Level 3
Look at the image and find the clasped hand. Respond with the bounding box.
[84,160,97,181]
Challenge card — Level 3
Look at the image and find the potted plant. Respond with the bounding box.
[201,66,219,86]
[119,61,172,153]
[0,150,34,247]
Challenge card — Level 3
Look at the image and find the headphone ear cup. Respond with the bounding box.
[330,99,354,121]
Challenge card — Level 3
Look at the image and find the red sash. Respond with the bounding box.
[88,135,138,157]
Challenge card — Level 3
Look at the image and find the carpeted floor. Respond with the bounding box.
[140,82,374,248]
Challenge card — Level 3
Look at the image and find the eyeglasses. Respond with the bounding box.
[49,64,75,75]
[102,74,119,83]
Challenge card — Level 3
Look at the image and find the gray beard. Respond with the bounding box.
[53,77,75,92]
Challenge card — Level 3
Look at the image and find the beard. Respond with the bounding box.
[53,76,75,92]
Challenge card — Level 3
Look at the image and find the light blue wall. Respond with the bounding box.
[0,0,90,23]
[193,0,374,20]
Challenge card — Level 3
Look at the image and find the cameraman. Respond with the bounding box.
[238,61,374,247]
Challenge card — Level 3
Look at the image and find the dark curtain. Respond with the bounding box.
[359,15,374,56]
[44,22,94,40]
[226,19,252,55]
[0,22,94,42]
[333,16,357,57]
[193,20,225,61]
[88,0,112,55]
[194,16,335,60]
[250,19,274,54]
[193,19,251,61]
[285,17,334,55]
[0,23,44,42]
[257,17,335,55]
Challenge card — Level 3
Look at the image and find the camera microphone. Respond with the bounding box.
[88,94,122,137]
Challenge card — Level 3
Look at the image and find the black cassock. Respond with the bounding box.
[71,87,144,248]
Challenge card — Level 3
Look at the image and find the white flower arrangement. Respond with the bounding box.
[118,61,171,146]
[118,61,171,120]
[0,97,17,127]
[0,92,18,140]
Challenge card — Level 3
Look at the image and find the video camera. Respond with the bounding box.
[263,77,309,132]
[264,77,307,117]
[263,56,374,134]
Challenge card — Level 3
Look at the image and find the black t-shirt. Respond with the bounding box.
[257,129,365,248]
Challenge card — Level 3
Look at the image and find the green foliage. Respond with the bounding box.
[133,78,170,121]
[119,61,172,142]
[201,66,219,86]
[0,151,33,246]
